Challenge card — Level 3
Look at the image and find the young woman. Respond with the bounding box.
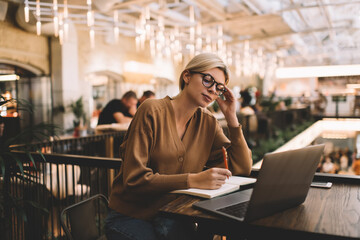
[105,53,252,240]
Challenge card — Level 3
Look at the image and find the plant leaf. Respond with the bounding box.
[3,152,24,176]
[37,149,47,162]
[26,151,37,171]
[0,155,5,177]
[16,99,34,114]
[26,200,49,214]
[14,205,27,222]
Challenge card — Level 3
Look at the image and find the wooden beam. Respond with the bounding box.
[112,0,153,9]
[288,0,322,48]
[228,26,355,45]
[242,0,262,15]
[279,0,360,12]
[185,0,227,21]
[227,0,252,17]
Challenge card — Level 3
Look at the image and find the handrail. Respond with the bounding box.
[9,131,127,158]
[11,150,122,168]
[10,131,127,151]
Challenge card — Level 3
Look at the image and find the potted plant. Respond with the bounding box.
[0,95,58,239]
[70,96,87,137]
[260,92,279,112]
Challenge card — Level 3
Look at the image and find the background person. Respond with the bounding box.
[239,89,258,135]
[105,53,252,240]
[137,90,156,108]
[321,155,336,173]
[314,91,327,115]
[97,91,138,125]
[352,150,360,175]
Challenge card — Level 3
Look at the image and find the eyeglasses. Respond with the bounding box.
[190,71,226,96]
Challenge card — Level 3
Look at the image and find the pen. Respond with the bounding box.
[222,146,229,179]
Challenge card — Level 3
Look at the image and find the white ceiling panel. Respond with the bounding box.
[13,0,360,67]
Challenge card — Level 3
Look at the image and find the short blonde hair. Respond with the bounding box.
[179,53,230,90]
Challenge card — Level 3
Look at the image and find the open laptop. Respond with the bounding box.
[193,144,325,222]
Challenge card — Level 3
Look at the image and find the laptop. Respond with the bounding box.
[193,144,325,222]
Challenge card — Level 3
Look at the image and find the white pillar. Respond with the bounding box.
[51,23,80,131]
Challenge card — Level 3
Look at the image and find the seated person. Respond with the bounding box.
[239,90,258,133]
[321,156,336,174]
[105,53,252,239]
[137,90,155,108]
[313,91,327,115]
[352,150,360,175]
[97,91,138,125]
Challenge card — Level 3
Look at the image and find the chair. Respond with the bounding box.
[60,194,109,240]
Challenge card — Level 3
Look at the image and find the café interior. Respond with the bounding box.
[1,0,360,239]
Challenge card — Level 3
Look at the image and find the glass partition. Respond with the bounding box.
[253,119,360,177]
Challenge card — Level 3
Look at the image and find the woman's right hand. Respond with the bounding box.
[188,168,232,189]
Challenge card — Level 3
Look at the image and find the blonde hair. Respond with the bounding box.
[179,53,230,90]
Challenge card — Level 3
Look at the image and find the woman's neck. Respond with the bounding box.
[171,92,198,126]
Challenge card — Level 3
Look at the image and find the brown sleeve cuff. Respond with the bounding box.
[227,124,244,144]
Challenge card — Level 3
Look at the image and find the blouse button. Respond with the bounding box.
[179,157,184,162]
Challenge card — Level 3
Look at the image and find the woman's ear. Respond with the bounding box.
[183,70,191,85]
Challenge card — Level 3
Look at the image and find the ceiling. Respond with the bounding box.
[98,0,360,67]
[9,0,360,68]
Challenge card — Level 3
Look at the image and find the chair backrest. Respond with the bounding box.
[60,194,109,240]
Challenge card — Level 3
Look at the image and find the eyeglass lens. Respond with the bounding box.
[201,74,225,94]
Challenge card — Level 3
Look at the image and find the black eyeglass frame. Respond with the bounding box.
[190,71,227,96]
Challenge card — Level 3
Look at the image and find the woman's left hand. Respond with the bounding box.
[216,86,238,127]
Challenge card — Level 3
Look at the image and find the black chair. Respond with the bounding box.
[60,194,109,240]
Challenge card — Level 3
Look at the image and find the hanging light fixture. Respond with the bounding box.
[24,0,29,22]
[21,0,274,78]
[89,27,95,48]
[53,0,58,37]
[35,0,41,35]
[86,0,91,24]
[113,10,119,43]
[58,13,64,45]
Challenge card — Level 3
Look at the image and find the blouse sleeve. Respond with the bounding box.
[119,106,189,195]
[206,121,252,176]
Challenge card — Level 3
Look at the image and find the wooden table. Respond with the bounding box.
[160,179,360,239]
[95,123,130,135]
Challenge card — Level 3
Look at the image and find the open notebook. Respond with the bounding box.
[171,176,256,199]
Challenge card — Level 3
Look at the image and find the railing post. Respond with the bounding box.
[105,136,114,158]
[106,136,115,196]
[2,161,12,240]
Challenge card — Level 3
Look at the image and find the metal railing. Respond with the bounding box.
[11,131,127,158]
[236,107,312,142]
[5,132,127,240]
[5,151,122,240]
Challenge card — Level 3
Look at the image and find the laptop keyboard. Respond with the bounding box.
[217,201,250,218]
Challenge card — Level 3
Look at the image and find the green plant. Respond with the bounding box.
[252,120,314,163]
[284,97,292,107]
[260,93,278,112]
[0,97,59,239]
[70,96,86,127]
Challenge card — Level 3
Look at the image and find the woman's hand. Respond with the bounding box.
[188,168,232,189]
[216,86,238,127]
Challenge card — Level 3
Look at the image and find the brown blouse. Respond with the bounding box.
[108,96,252,220]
